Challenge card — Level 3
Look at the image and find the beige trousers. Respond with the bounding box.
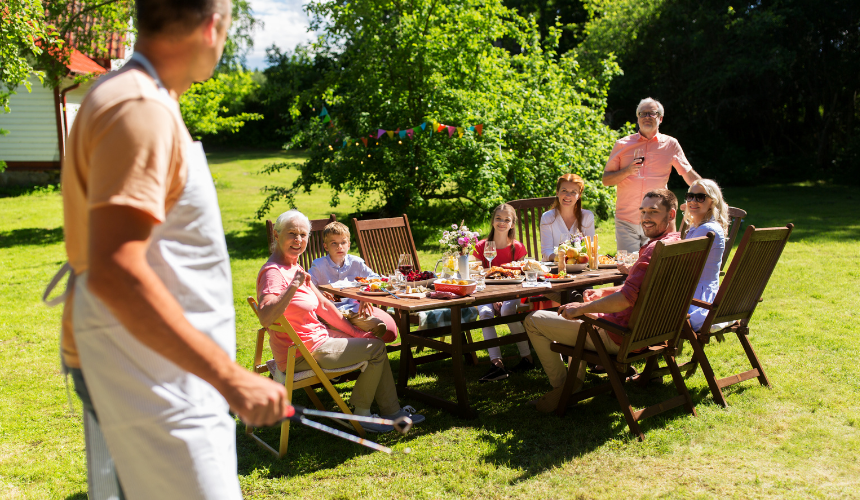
[523,310,620,389]
[295,336,399,415]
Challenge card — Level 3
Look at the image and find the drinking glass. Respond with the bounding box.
[525,269,539,283]
[616,250,628,264]
[633,148,645,179]
[397,253,413,275]
[484,241,497,270]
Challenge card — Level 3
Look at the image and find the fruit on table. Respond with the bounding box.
[566,248,579,259]
[406,270,435,282]
[577,254,589,264]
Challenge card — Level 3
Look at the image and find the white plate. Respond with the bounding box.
[485,277,525,284]
[543,276,576,283]
[358,289,392,296]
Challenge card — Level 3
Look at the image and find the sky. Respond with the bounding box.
[245,0,315,71]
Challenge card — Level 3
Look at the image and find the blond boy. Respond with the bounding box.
[308,222,397,342]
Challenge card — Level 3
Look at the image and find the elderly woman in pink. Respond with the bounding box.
[256,210,423,433]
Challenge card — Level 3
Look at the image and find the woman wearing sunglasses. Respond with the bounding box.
[683,179,728,331]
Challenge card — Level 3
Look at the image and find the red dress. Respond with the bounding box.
[473,239,527,268]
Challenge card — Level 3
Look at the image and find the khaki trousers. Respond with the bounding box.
[524,310,620,389]
[295,337,399,415]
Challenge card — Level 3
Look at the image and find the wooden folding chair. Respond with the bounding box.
[549,233,714,440]
[679,206,747,273]
[650,224,793,407]
[351,214,422,275]
[245,297,366,458]
[507,197,555,260]
[266,214,337,270]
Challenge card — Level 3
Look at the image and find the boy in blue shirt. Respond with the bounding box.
[309,222,398,342]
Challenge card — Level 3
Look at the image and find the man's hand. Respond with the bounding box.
[322,290,337,303]
[358,300,374,319]
[582,289,599,302]
[625,159,642,178]
[617,263,631,275]
[557,302,588,321]
[221,366,290,427]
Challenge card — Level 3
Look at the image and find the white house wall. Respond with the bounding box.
[63,77,98,137]
[0,76,60,162]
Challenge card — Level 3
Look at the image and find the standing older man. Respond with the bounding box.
[60,0,288,498]
[603,98,701,253]
[524,189,681,412]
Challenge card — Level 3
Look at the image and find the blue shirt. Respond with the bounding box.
[309,254,379,313]
[685,219,725,331]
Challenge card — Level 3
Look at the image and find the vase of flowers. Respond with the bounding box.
[439,221,479,279]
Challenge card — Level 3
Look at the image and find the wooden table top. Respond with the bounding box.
[319,268,625,312]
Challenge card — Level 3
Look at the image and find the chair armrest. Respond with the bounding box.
[691,298,713,309]
[580,316,630,338]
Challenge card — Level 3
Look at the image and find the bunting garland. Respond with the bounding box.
[315,105,485,152]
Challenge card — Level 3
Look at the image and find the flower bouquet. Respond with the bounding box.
[439,221,479,279]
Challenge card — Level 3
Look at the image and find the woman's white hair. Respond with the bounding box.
[274,210,311,234]
[637,97,665,117]
[686,179,729,235]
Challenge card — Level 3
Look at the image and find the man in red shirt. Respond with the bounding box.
[524,189,680,412]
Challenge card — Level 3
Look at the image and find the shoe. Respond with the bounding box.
[382,405,426,425]
[478,365,509,382]
[535,386,565,413]
[510,357,535,373]
[358,414,394,434]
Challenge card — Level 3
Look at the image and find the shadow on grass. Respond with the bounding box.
[224,222,271,261]
[64,493,87,500]
[206,150,307,165]
[0,227,63,248]
[236,349,716,480]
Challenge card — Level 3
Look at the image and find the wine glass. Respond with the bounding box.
[397,253,413,276]
[633,148,645,179]
[483,241,497,271]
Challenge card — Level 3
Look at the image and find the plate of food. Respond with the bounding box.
[598,255,618,269]
[501,261,525,271]
[358,282,393,295]
[484,266,525,284]
[541,273,576,282]
[355,277,388,284]
[432,279,477,296]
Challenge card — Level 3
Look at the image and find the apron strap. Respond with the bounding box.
[43,262,74,307]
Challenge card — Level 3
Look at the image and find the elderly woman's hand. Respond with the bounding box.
[358,300,374,319]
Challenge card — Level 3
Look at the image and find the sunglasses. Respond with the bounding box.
[685,192,710,203]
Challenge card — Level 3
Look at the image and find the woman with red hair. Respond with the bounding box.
[539,174,596,261]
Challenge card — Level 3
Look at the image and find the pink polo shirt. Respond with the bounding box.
[257,261,329,371]
[605,132,692,224]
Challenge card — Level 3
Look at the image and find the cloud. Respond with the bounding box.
[246,0,315,70]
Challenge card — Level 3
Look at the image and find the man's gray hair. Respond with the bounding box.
[636,97,665,117]
[273,210,311,234]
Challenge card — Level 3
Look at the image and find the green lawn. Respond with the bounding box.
[1,151,858,499]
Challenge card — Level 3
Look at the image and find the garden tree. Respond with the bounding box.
[576,0,860,184]
[502,0,589,54]
[179,71,263,140]
[258,0,624,222]
[216,0,260,72]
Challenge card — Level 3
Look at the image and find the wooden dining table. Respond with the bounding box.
[319,267,626,419]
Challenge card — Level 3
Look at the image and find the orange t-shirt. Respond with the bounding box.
[60,65,189,368]
[604,132,692,224]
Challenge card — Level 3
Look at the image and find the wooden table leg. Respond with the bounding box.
[449,305,477,419]
[396,310,413,396]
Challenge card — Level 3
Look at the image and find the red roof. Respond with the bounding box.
[67,49,107,75]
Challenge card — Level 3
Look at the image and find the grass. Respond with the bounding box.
[1,152,859,499]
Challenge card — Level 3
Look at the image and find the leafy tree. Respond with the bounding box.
[216,0,262,72]
[179,71,263,140]
[258,0,623,222]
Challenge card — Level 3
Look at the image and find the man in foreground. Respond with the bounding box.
[524,190,681,412]
[61,0,288,497]
[603,98,700,252]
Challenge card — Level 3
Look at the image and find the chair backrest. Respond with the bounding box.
[621,233,715,358]
[679,206,747,271]
[704,224,793,330]
[352,214,421,275]
[266,214,337,270]
[507,197,555,260]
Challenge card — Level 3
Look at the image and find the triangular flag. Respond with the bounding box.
[342,139,348,148]
[447,126,455,137]
[420,122,427,131]
[399,130,407,139]
[386,130,395,139]
[361,138,368,147]
[469,126,475,132]
[406,129,414,139]
[438,123,446,133]
[475,124,483,136]
[395,128,400,134]
[319,106,328,117]
[322,114,331,124]
[377,129,386,139]
[457,127,464,137]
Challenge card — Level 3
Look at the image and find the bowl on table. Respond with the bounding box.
[432,279,478,297]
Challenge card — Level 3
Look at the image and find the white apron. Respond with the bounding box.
[70,53,241,500]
